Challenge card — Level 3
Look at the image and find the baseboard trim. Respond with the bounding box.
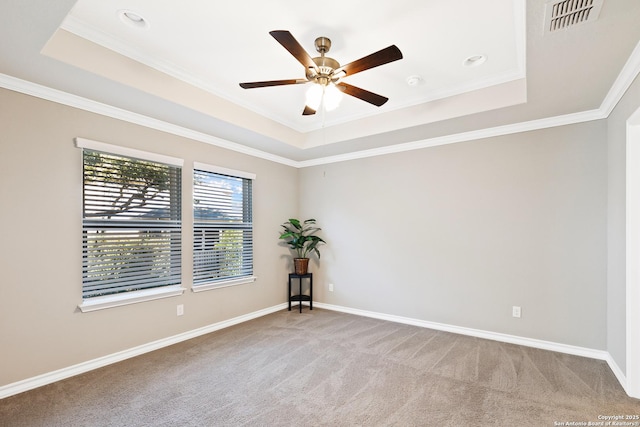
[318,303,636,396]
[315,302,614,363]
[315,303,635,396]
[605,353,630,396]
[2,302,631,400]
[0,303,288,399]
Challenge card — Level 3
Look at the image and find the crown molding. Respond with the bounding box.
[600,37,640,117]
[61,4,528,137]
[298,109,605,167]
[300,39,640,167]
[0,74,298,168]
[1,39,638,169]
[59,17,308,133]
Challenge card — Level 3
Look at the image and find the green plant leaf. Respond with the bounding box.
[288,218,301,229]
[279,218,325,260]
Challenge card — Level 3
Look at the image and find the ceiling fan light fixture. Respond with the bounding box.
[305,83,343,112]
[305,84,323,110]
[324,83,343,111]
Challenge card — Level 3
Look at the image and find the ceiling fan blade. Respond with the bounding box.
[302,105,316,116]
[269,30,317,70]
[336,82,389,107]
[337,45,403,77]
[239,79,307,89]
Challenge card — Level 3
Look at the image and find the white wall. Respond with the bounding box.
[300,121,608,349]
[0,88,298,387]
[3,74,638,391]
[607,73,640,379]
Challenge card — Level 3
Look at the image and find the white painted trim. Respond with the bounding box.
[0,74,298,168]
[314,302,610,361]
[299,39,640,167]
[606,352,628,395]
[0,301,628,399]
[75,137,184,166]
[315,302,635,396]
[0,303,288,399]
[60,4,528,136]
[1,40,640,168]
[193,162,256,180]
[78,285,186,313]
[191,276,257,293]
[2,39,640,170]
[58,16,306,134]
[625,111,640,399]
[298,109,605,167]
[601,39,640,117]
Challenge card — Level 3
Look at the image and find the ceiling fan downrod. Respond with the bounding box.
[307,37,341,86]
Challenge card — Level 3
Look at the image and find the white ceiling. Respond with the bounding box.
[1,0,640,163]
[59,0,525,133]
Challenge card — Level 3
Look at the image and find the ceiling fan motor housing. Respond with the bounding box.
[307,56,341,85]
[304,36,342,86]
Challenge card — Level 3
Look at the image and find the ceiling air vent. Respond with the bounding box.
[544,0,603,33]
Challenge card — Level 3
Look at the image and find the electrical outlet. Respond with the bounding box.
[329,283,334,292]
[512,306,521,318]
[177,304,184,316]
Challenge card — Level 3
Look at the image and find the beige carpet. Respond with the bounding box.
[1,308,639,426]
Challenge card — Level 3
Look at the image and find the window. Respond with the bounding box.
[193,163,255,290]
[78,139,183,308]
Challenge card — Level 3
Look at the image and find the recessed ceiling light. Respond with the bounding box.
[406,75,424,86]
[118,10,149,29]
[463,54,487,67]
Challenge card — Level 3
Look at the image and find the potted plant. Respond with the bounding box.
[279,218,326,275]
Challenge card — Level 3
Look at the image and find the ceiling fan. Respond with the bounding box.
[239,30,403,116]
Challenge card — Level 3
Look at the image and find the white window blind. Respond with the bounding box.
[82,148,182,299]
[193,168,253,287]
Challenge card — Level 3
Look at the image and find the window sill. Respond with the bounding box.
[191,276,257,293]
[78,285,186,313]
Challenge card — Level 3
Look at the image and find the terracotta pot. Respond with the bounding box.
[294,258,309,275]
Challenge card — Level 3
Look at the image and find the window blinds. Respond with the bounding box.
[193,169,253,286]
[82,149,182,298]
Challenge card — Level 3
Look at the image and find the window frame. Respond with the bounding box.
[192,162,256,292]
[76,138,186,312]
